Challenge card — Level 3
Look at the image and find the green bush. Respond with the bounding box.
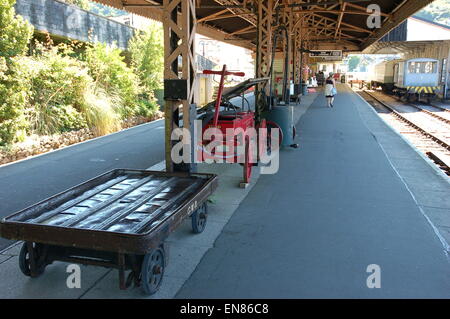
[136,97,159,118]
[15,47,92,135]
[1,0,163,146]
[129,21,164,94]
[0,57,29,145]
[3,45,124,139]
[0,0,33,60]
[81,85,121,136]
[0,0,34,145]
[84,42,141,118]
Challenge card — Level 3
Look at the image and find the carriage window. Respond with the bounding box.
[409,62,418,73]
[424,62,437,73]
[408,61,437,74]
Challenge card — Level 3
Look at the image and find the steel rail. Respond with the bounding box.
[362,91,450,152]
[426,151,450,176]
[407,103,450,125]
[429,103,450,113]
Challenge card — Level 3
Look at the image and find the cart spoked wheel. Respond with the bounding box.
[141,247,165,295]
[191,202,208,234]
[19,242,46,277]
[243,137,252,184]
[266,121,283,154]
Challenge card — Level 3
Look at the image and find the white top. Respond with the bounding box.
[325,83,334,96]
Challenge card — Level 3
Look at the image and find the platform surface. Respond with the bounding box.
[176,84,450,298]
[1,85,449,298]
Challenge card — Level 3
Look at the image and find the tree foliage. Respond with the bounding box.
[84,42,142,118]
[0,1,160,146]
[0,0,33,59]
[60,0,91,11]
[128,21,164,93]
[0,56,29,145]
[0,0,34,145]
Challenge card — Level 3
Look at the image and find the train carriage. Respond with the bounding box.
[370,58,440,103]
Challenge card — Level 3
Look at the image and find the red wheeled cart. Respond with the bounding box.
[198,65,269,186]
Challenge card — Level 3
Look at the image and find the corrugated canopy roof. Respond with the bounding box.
[364,40,450,55]
[91,0,435,52]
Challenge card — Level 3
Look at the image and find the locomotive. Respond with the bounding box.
[370,58,440,102]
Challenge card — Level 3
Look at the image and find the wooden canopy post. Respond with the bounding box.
[162,0,197,172]
[281,2,293,102]
[255,0,274,94]
[293,24,302,86]
[255,0,274,123]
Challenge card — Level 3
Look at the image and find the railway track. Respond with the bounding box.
[359,90,450,176]
[408,103,450,125]
[370,92,450,132]
[429,102,450,113]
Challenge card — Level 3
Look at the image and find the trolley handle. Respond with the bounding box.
[204,65,245,128]
[203,70,245,77]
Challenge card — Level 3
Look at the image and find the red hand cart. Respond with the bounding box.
[199,65,266,186]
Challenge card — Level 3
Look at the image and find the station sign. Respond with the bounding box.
[309,50,343,61]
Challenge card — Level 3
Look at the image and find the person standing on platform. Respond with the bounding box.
[317,71,325,87]
[325,73,336,108]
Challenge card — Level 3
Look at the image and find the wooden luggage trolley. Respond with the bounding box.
[0,169,217,295]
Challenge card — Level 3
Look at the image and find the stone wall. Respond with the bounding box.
[15,0,134,50]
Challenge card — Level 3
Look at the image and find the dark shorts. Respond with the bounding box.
[326,95,334,98]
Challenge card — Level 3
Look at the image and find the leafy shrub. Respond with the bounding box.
[1,1,163,146]
[129,22,164,94]
[0,57,29,145]
[136,97,159,118]
[84,42,141,118]
[82,85,121,136]
[51,105,87,132]
[3,44,123,139]
[13,47,92,135]
[0,0,33,60]
[0,0,33,145]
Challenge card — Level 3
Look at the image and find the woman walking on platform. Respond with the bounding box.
[325,73,336,108]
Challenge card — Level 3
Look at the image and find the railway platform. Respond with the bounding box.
[176,83,450,298]
[1,84,449,298]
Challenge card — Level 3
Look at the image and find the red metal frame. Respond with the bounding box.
[200,65,257,184]
[203,65,245,128]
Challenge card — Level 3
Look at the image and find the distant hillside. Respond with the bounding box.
[415,0,450,27]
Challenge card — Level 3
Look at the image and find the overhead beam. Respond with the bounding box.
[228,25,256,35]
[197,9,228,23]
[335,2,347,38]
[199,12,253,22]
[292,9,390,17]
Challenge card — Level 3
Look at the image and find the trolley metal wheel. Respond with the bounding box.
[266,121,283,153]
[19,242,46,277]
[243,137,252,184]
[191,202,208,234]
[141,247,165,295]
